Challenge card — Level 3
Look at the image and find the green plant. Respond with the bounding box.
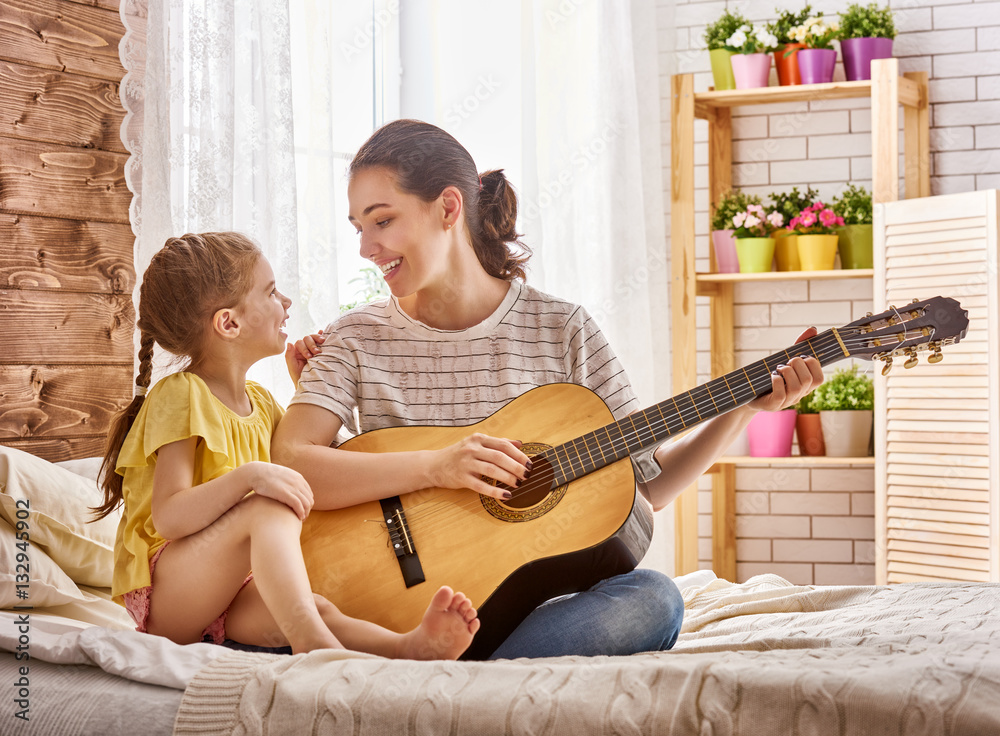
[339,266,389,313]
[704,9,749,51]
[712,190,763,231]
[838,2,896,40]
[789,14,839,49]
[810,364,874,411]
[768,186,820,228]
[766,5,813,46]
[795,388,820,414]
[831,184,873,225]
[725,23,780,54]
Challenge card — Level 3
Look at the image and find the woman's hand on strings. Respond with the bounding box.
[748,327,825,412]
[425,434,532,500]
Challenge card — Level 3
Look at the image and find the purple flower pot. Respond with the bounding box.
[711,229,740,273]
[841,37,893,82]
[797,48,837,84]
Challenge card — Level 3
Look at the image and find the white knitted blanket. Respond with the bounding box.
[173,575,1000,735]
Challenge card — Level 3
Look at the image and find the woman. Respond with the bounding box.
[271,119,823,659]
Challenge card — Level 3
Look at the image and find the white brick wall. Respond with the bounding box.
[658,0,1000,583]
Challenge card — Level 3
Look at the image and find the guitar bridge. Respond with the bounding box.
[379,496,426,588]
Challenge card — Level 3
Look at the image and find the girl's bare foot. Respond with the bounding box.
[398,586,480,660]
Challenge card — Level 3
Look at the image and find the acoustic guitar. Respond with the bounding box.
[300,296,968,659]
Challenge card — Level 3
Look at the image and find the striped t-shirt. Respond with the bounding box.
[291,280,641,437]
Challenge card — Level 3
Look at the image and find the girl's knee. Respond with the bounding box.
[622,569,685,650]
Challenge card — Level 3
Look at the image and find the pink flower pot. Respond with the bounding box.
[841,37,893,82]
[797,48,837,84]
[711,229,739,273]
[747,409,797,458]
[730,53,772,89]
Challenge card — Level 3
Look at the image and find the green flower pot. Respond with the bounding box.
[837,224,874,269]
[709,48,736,91]
[735,237,775,273]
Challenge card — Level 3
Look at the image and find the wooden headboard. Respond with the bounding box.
[1,0,135,462]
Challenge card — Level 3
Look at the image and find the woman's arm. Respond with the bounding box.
[640,336,824,512]
[151,438,314,539]
[270,404,529,511]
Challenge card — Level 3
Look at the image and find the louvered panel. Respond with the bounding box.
[875,190,1000,584]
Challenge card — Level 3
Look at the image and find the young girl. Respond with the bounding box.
[272,120,824,659]
[94,231,479,658]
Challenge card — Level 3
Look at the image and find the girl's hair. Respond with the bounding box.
[349,119,531,281]
[93,232,262,520]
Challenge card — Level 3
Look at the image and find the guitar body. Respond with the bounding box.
[300,383,653,660]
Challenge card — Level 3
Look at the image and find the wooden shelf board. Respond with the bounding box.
[710,455,876,470]
[697,268,873,286]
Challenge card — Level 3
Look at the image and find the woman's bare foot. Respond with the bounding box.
[398,586,480,660]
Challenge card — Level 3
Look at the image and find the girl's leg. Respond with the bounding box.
[226,581,480,660]
[146,494,339,653]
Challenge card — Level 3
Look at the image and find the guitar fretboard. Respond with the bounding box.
[538,328,853,486]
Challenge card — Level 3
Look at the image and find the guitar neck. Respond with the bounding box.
[543,328,854,485]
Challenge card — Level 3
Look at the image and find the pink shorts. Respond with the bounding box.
[123,542,253,645]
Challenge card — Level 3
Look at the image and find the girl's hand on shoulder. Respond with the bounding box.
[426,434,531,500]
[285,329,326,386]
[241,461,314,520]
[748,327,825,412]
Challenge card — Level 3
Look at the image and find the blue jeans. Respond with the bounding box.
[488,568,684,659]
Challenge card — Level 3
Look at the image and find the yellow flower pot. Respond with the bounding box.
[735,237,775,273]
[773,229,800,271]
[797,233,839,271]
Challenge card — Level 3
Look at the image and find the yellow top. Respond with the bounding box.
[112,372,284,602]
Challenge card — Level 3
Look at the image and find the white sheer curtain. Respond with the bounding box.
[120,0,303,399]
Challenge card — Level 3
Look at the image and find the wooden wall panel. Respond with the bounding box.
[0,0,126,81]
[0,139,130,223]
[0,364,132,440]
[0,61,126,153]
[0,213,134,293]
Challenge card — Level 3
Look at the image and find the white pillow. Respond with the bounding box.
[0,447,120,588]
[0,516,87,608]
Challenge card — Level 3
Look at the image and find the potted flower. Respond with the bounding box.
[731,203,784,272]
[789,14,840,84]
[838,2,896,81]
[768,186,820,271]
[809,364,874,457]
[725,23,780,89]
[767,5,813,86]
[831,184,873,269]
[704,9,748,91]
[711,190,762,273]
[788,200,845,271]
[794,388,825,456]
[748,406,797,457]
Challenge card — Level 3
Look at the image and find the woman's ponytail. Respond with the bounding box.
[92,331,154,520]
[474,169,530,282]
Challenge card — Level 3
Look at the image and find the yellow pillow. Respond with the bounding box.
[0,516,87,608]
[0,447,120,588]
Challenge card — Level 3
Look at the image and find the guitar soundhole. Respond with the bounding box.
[481,443,567,522]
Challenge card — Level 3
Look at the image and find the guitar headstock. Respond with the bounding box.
[836,296,969,373]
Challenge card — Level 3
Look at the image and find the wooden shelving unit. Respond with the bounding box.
[669,58,929,579]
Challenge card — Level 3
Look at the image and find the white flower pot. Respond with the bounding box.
[819,410,873,457]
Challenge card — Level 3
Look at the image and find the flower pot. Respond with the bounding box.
[797,48,837,84]
[796,233,839,271]
[841,37,893,82]
[795,413,826,456]
[819,409,873,457]
[710,48,737,91]
[774,43,805,86]
[748,409,797,458]
[735,237,775,273]
[730,53,772,90]
[773,229,800,271]
[711,229,740,273]
[836,224,873,269]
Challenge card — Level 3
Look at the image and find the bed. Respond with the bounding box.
[2,445,1000,735]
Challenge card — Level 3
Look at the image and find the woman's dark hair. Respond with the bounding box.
[93,232,262,520]
[349,119,530,281]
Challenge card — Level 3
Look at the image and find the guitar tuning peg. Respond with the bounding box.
[928,350,943,364]
[881,357,893,375]
[911,297,920,304]
[904,352,918,369]
[865,311,873,318]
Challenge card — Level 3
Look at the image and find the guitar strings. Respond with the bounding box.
[396,329,895,535]
[399,330,871,534]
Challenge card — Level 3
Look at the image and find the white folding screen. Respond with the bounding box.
[874,190,1000,584]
